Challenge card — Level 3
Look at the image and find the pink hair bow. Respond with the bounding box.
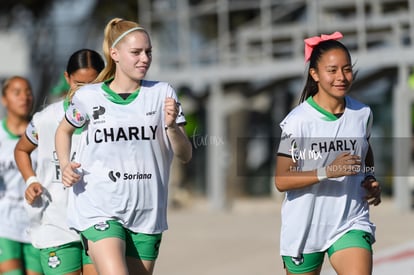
[304,31,343,62]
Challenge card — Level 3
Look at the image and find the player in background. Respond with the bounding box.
[55,18,192,275]
[14,49,104,275]
[0,76,42,275]
[274,32,381,275]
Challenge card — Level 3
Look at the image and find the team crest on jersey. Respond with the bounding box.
[48,251,61,268]
[94,221,110,231]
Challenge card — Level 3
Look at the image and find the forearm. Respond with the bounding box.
[15,148,36,180]
[166,124,192,163]
[14,135,37,180]
[275,151,363,192]
[55,120,74,169]
[275,168,321,192]
[274,156,327,192]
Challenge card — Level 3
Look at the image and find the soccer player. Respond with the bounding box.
[14,49,104,275]
[55,18,192,275]
[0,76,42,275]
[275,32,381,275]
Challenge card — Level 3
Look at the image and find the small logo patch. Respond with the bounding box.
[92,106,106,120]
[48,251,61,268]
[108,171,121,182]
[291,255,304,265]
[72,109,85,123]
[94,221,110,231]
[362,233,373,245]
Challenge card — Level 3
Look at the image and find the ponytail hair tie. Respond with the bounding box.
[304,31,343,62]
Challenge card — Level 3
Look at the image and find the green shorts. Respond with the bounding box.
[80,220,162,261]
[39,241,93,275]
[0,238,42,274]
[282,230,374,274]
[23,243,42,273]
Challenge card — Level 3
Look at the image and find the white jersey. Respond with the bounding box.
[277,96,376,257]
[0,119,35,243]
[25,100,82,249]
[65,80,186,234]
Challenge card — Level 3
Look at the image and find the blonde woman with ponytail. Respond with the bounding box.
[55,18,192,275]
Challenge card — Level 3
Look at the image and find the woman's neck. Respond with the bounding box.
[109,75,141,94]
[312,93,345,114]
[4,115,29,136]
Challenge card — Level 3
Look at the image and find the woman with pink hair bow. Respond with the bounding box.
[274,32,381,275]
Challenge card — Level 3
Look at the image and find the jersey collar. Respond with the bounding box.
[102,79,140,105]
[2,118,20,139]
[306,96,345,121]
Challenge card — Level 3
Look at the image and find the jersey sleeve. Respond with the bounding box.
[277,115,301,159]
[25,120,38,146]
[65,92,88,128]
[166,84,187,126]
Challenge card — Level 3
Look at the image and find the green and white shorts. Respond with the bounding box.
[80,220,162,261]
[282,230,374,274]
[39,241,93,275]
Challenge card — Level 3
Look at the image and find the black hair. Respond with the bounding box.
[299,40,352,103]
[66,49,105,75]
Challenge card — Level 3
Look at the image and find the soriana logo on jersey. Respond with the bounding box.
[108,170,153,182]
[72,108,85,123]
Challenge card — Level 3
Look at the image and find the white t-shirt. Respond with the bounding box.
[64,80,186,234]
[25,100,82,248]
[0,119,35,243]
[277,96,376,257]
